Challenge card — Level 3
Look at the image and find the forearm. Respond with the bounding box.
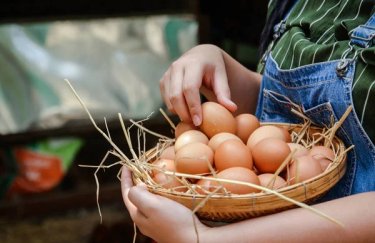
[201,192,375,243]
[221,50,262,115]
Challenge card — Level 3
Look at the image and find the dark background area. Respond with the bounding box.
[0,0,267,242]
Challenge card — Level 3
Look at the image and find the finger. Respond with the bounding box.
[128,185,162,218]
[169,65,191,122]
[200,86,218,103]
[212,66,237,113]
[121,167,137,212]
[182,66,204,126]
[159,69,175,113]
[121,168,148,224]
[120,166,134,190]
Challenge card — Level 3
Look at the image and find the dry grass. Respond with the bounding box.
[65,79,354,242]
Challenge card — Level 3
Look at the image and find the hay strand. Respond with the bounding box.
[159,108,176,129]
[162,171,342,226]
[66,79,350,229]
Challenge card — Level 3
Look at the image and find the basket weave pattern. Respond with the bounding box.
[136,123,347,222]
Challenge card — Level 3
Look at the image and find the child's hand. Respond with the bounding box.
[159,44,238,126]
[121,167,210,243]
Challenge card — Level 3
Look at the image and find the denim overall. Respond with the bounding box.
[256,14,375,201]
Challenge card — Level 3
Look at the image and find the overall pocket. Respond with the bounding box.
[259,89,304,124]
[260,89,356,197]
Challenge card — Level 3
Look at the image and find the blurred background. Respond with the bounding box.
[0,0,267,242]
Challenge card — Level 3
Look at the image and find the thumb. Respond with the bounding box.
[128,184,161,217]
[120,166,134,190]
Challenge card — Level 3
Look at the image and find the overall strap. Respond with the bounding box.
[350,12,375,48]
[260,0,298,66]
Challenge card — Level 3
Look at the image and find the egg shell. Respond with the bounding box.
[175,142,214,174]
[235,113,260,143]
[208,132,242,152]
[258,173,287,190]
[287,143,309,158]
[252,138,291,173]
[309,146,335,171]
[151,158,176,176]
[175,121,198,138]
[287,155,323,184]
[159,146,175,160]
[247,125,288,150]
[195,176,221,194]
[276,126,292,143]
[174,130,209,151]
[216,167,260,194]
[199,102,236,138]
[214,139,253,171]
[153,173,186,192]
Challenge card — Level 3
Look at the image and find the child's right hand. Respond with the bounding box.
[159,44,238,126]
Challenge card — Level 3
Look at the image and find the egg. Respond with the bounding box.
[199,102,236,138]
[276,126,292,143]
[247,125,288,150]
[159,146,175,160]
[174,130,209,151]
[208,132,242,152]
[252,138,291,173]
[151,158,176,176]
[309,146,335,171]
[235,113,260,143]
[258,173,287,190]
[195,176,221,194]
[287,155,323,184]
[214,139,253,171]
[175,121,197,138]
[175,142,214,174]
[216,167,260,194]
[287,143,309,158]
[153,172,186,192]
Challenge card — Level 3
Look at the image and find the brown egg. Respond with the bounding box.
[199,102,236,138]
[175,121,197,138]
[252,138,291,173]
[235,113,260,143]
[153,173,185,192]
[159,146,175,160]
[151,158,176,176]
[247,125,288,150]
[195,176,221,194]
[278,126,292,143]
[258,173,287,190]
[214,139,253,171]
[175,142,214,174]
[309,146,335,171]
[287,143,309,158]
[174,130,209,151]
[216,167,260,194]
[287,155,323,184]
[208,132,242,152]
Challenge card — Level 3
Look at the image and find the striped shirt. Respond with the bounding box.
[259,0,375,144]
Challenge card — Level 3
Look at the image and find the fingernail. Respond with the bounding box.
[193,115,201,126]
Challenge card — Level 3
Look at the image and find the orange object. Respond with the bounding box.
[9,148,64,193]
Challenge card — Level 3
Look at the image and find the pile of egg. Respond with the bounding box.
[151,102,335,195]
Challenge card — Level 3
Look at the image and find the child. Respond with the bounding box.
[122,0,375,241]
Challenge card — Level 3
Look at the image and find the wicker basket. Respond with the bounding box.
[135,123,347,222]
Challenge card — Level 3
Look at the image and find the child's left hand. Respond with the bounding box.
[121,166,210,243]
